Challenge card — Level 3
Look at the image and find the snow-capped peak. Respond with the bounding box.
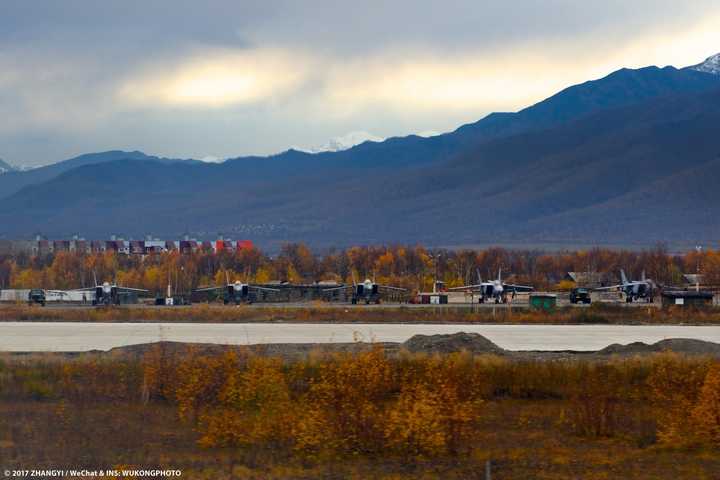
[0,158,17,175]
[690,52,720,75]
[301,131,384,153]
[200,155,224,163]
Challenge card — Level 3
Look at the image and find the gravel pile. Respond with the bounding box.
[402,332,506,355]
[599,338,720,356]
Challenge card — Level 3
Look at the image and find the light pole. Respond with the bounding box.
[695,246,702,292]
[430,252,442,293]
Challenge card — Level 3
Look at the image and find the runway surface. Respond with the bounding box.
[2,322,720,352]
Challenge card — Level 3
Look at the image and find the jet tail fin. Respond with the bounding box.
[620,269,628,284]
[476,268,482,284]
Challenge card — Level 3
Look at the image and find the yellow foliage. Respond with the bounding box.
[384,385,446,457]
[174,350,244,422]
[568,364,623,437]
[294,348,392,457]
[647,353,709,445]
[254,266,272,284]
[200,357,295,448]
[691,362,720,445]
[384,380,482,457]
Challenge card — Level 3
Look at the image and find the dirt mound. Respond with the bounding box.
[402,332,505,355]
[599,338,720,356]
[655,338,720,355]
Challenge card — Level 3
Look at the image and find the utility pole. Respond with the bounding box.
[429,252,442,293]
[696,245,702,292]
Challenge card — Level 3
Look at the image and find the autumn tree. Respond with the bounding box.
[199,357,295,449]
[647,353,709,445]
[294,348,393,457]
[691,362,720,445]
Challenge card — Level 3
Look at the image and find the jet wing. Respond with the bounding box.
[322,285,352,292]
[249,285,281,293]
[46,290,70,297]
[117,287,149,293]
[378,285,407,292]
[194,286,224,293]
[503,283,533,292]
[593,284,623,291]
[448,283,487,291]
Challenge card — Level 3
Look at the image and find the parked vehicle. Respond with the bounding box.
[28,289,46,306]
[569,288,591,304]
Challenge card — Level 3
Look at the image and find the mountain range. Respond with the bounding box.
[1,54,720,249]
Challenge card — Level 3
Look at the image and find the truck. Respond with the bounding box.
[28,289,46,306]
[569,287,592,304]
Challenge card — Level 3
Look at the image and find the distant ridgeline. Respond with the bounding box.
[1,55,720,248]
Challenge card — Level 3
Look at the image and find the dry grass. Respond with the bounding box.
[1,303,720,324]
[1,349,720,478]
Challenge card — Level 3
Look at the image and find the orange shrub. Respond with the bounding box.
[199,357,295,449]
[647,353,710,445]
[567,364,624,437]
[691,361,720,445]
[174,350,247,422]
[294,348,393,457]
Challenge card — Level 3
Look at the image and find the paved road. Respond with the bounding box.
[1,322,719,352]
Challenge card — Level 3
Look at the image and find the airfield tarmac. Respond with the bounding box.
[2,322,719,352]
[28,298,660,309]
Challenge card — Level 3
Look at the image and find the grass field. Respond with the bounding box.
[1,303,720,325]
[1,346,720,479]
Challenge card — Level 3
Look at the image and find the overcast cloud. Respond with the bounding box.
[2,0,720,166]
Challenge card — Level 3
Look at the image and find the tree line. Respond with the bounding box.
[0,243,717,294]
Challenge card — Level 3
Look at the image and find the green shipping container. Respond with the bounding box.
[529,294,557,312]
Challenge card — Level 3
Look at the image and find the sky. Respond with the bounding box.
[2,0,720,167]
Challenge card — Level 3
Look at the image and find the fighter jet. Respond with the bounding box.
[194,272,280,304]
[323,274,406,304]
[449,268,533,303]
[594,269,656,303]
[76,273,149,306]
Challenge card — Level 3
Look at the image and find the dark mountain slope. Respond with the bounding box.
[0,150,200,200]
[367,86,720,245]
[452,66,720,140]
[1,65,720,246]
[511,156,720,245]
[2,65,717,203]
[227,66,720,182]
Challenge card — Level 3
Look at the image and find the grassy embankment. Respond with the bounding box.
[1,346,720,479]
[1,303,720,324]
